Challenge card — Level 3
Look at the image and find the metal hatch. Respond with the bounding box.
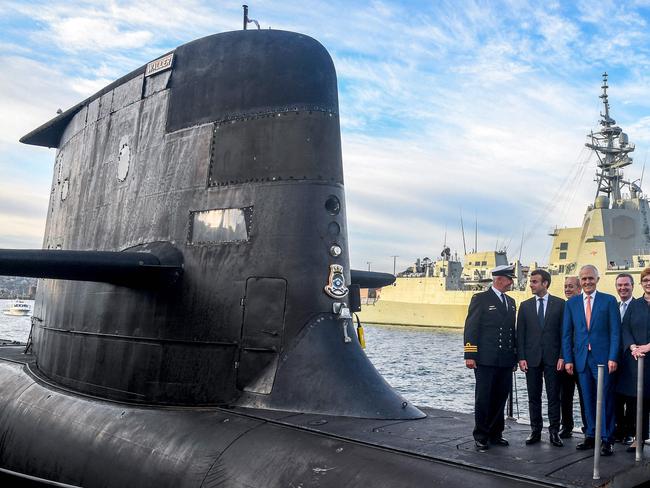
[237,277,287,394]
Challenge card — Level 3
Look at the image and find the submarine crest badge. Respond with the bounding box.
[324,264,348,298]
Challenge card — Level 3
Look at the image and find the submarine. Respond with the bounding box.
[2,25,650,488]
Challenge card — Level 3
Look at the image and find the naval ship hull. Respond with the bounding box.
[358,274,637,329]
[358,286,531,328]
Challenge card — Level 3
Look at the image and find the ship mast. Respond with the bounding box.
[586,72,636,206]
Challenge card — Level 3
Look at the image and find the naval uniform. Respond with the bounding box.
[464,287,517,444]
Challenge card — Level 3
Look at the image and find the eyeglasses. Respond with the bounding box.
[642,279,650,284]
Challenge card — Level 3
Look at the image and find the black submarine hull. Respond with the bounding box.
[0,358,554,488]
[5,347,649,488]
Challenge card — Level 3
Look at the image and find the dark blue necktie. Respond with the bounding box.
[537,297,544,328]
[501,293,507,310]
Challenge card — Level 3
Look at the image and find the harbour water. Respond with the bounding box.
[0,299,33,342]
[0,299,574,425]
[364,323,536,419]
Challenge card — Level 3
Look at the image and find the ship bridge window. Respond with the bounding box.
[560,242,568,251]
[188,207,253,245]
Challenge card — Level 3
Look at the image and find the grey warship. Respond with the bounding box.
[1,25,649,487]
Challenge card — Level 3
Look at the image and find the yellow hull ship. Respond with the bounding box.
[359,74,650,328]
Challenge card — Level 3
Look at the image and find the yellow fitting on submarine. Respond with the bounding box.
[357,323,366,349]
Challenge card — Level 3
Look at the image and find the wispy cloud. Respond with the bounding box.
[0,182,49,249]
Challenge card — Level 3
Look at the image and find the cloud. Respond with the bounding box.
[0,184,49,249]
[0,56,83,147]
[49,17,153,51]
[626,117,650,144]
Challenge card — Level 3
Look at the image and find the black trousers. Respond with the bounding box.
[620,395,650,441]
[559,369,586,430]
[615,393,636,439]
[473,365,512,443]
[526,363,561,432]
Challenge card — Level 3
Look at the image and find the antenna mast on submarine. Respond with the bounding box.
[242,5,261,30]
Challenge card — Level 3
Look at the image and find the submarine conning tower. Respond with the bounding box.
[14,30,422,419]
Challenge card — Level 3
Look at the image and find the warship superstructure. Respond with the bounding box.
[360,73,650,328]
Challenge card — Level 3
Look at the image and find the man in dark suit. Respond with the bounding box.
[562,264,621,456]
[614,273,635,445]
[559,276,586,438]
[517,269,565,447]
[464,265,517,452]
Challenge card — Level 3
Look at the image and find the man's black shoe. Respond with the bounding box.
[525,432,541,445]
[559,427,573,439]
[576,437,595,450]
[475,440,489,452]
[550,431,564,447]
[623,436,634,445]
[490,436,509,446]
[601,442,614,456]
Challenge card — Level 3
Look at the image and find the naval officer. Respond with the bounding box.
[464,264,517,452]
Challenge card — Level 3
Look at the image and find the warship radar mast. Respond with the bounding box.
[586,72,637,205]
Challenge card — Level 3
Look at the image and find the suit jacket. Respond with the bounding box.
[561,291,621,373]
[464,288,517,368]
[617,297,650,398]
[516,294,565,367]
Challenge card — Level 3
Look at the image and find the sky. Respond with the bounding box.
[1,0,650,274]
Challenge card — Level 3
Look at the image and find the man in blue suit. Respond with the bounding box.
[562,264,621,456]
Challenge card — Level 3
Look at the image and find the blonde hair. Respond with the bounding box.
[640,267,650,282]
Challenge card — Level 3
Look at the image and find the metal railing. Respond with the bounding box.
[593,365,605,480]
[593,356,645,479]
[636,356,645,462]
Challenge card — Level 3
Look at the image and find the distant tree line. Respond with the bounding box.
[0,276,37,299]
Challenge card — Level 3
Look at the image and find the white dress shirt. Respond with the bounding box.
[620,297,633,319]
[491,286,508,310]
[583,290,597,316]
[536,293,549,315]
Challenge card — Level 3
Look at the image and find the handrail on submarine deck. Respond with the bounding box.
[636,355,645,462]
[593,358,646,478]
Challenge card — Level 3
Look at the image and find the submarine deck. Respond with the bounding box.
[2,341,649,488]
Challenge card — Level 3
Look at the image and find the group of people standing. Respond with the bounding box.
[463,264,650,457]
